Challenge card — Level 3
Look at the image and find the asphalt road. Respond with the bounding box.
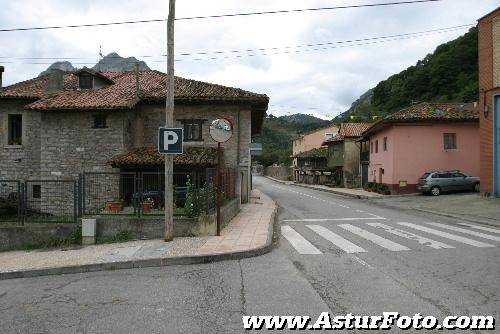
[1,175,499,333]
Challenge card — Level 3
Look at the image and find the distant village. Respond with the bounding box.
[262,7,499,197]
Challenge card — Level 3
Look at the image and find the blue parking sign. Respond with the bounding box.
[158,127,183,154]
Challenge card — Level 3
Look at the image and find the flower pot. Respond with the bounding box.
[142,201,154,213]
[105,201,123,213]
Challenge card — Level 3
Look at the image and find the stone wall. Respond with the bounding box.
[0,198,240,251]
[0,101,41,180]
[96,197,240,238]
[0,223,79,251]
[39,111,125,179]
[264,165,293,181]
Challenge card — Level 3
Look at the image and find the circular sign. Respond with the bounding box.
[209,118,233,143]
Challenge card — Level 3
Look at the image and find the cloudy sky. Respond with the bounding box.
[1,0,498,119]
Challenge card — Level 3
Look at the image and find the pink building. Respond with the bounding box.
[362,103,479,194]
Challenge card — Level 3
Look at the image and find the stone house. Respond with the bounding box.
[293,147,329,184]
[361,103,479,194]
[0,68,268,212]
[478,7,500,197]
[322,123,371,188]
[292,124,338,181]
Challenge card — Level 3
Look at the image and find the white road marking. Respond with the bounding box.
[283,217,385,222]
[366,212,385,219]
[339,224,410,251]
[281,225,322,255]
[307,225,367,253]
[457,223,500,234]
[367,223,455,249]
[351,255,375,270]
[398,223,495,248]
[426,223,500,243]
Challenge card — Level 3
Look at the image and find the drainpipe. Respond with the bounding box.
[237,110,241,165]
[0,66,4,89]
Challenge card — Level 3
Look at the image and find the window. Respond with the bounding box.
[370,142,373,153]
[32,185,41,199]
[7,114,22,145]
[79,74,93,89]
[383,137,388,151]
[443,133,457,150]
[179,119,206,142]
[92,114,107,129]
[375,140,379,153]
[325,133,334,139]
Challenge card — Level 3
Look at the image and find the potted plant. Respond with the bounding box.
[142,198,154,213]
[105,199,123,213]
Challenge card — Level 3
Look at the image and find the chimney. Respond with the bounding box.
[46,69,64,94]
[0,66,4,89]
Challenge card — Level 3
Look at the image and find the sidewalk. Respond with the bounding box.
[0,190,277,280]
[264,175,382,199]
[371,193,500,227]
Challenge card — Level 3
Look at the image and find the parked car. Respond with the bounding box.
[417,170,480,196]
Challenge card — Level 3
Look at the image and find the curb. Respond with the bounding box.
[0,205,278,281]
[263,175,374,199]
[413,208,500,228]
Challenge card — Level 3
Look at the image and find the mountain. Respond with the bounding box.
[280,113,329,125]
[39,52,150,76]
[38,61,76,76]
[92,52,150,72]
[334,89,373,122]
[253,114,332,166]
[335,27,478,122]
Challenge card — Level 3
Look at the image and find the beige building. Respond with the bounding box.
[322,123,372,188]
[292,124,338,181]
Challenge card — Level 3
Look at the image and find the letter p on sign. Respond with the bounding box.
[158,127,183,154]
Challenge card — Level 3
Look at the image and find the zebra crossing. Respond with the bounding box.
[281,221,500,255]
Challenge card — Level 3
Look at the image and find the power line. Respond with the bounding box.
[0,0,444,32]
[0,23,472,63]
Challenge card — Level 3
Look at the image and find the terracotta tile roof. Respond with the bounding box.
[108,146,219,168]
[362,102,479,137]
[385,102,478,121]
[0,70,269,110]
[323,122,372,144]
[294,147,328,159]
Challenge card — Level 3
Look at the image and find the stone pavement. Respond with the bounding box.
[264,175,382,199]
[0,189,277,280]
[371,193,500,227]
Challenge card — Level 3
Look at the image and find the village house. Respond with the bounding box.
[478,7,500,197]
[322,123,371,188]
[292,124,338,181]
[361,102,479,194]
[293,147,329,184]
[0,67,268,212]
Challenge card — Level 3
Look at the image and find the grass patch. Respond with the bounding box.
[20,227,82,251]
[96,230,134,245]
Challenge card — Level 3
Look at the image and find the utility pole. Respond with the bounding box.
[164,0,175,241]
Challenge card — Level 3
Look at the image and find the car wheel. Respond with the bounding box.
[473,183,480,192]
[431,186,441,196]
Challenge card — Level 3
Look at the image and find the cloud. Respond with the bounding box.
[1,0,498,119]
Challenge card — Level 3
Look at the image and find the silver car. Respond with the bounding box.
[417,170,480,196]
